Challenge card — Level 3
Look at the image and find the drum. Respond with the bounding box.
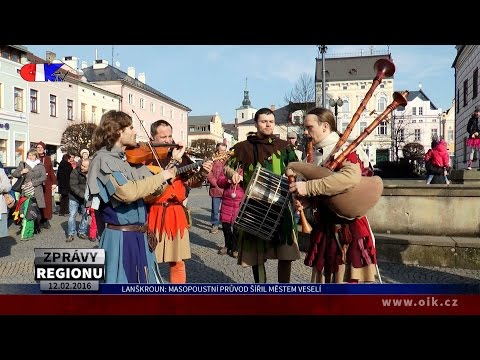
[234,164,291,241]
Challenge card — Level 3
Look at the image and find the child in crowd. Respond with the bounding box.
[216,166,244,258]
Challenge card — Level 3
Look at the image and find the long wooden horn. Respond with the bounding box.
[324,58,396,169]
[326,90,409,171]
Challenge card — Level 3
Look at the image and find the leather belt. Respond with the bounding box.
[106,223,148,232]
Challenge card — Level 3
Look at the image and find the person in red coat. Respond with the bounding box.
[216,167,244,257]
[35,141,57,229]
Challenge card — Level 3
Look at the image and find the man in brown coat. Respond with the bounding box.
[36,141,57,229]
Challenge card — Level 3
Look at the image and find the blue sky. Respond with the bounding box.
[25,45,457,123]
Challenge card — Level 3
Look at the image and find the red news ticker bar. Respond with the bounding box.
[0,295,479,315]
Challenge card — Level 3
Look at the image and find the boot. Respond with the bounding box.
[42,219,51,229]
[467,159,473,170]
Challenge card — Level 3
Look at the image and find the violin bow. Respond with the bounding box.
[131,109,163,168]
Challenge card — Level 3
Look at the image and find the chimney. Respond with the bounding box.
[138,72,146,84]
[93,59,108,69]
[62,56,78,71]
[46,51,56,63]
[270,105,275,111]
[128,67,135,79]
[81,61,88,69]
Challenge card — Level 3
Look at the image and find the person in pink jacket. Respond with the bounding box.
[216,167,244,258]
[425,138,450,184]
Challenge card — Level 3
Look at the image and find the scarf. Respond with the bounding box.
[25,159,40,169]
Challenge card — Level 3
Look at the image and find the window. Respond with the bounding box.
[170,109,174,119]
[377,121,387,135]
[412,107,416,116]
[448,130,454,142]
[418,119,423,123]
[398,129,404,142]
[49,94,57,116]
[241,113,244,119]
[14,87,23,112]
[30,89,38,113]
[431,128,438,139]
[0,140,6,165]
[414,129,421,141]
[377,97,387,112]
[456,89,460,113]
[161,106,165,116]
[342,85,347,90]
[67,99,73,120]
[464,79,468,106]
[418,107,423,115]
[128,93,134,105]
[360,121,367,133]
[92,106,97,122]
[342,122,349,133]
[15,141,24,164]
[340,99,349,113]
[150,103,155,112]
[81,103,86,122]
[189,127,195,132]
[474,68,478,99]
[412,119,416,123]
[140,98,145,109]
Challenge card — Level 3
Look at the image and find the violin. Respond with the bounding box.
[125,141,181,165]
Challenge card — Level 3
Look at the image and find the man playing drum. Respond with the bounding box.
[224,107,301,283]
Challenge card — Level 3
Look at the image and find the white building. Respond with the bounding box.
[452,45,480,169]
[0,45,30,166]
[392,89,443,159]
[316,52,395,165]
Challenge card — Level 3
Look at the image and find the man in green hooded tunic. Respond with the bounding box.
[225,107,301,283]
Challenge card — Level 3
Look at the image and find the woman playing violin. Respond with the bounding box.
[85,110,178,284]
[146,119,213,284]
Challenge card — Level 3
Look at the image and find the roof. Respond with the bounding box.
[223,123,238,139]
[315,54,394,82]
[188,115,215,126]
[238,102,315,126]
[396,89,438,111]
[451,45,466,68]
[82,64,191,111]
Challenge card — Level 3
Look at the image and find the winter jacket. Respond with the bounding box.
[207,159,225,198]
[12,161,47,208]
[56,159,73,195]
[467,115,480,137]
[425,139,450,168]
[217,168,244,224]
[69,168,87,203]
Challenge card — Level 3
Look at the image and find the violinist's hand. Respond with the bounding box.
[231,172,243,185]
[201,160,213,174]
[172,141,186,161]
[289,181,307,196]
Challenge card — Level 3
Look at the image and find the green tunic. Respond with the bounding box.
[227,135,300,266]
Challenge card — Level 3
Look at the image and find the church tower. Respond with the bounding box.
[235,77,257,124]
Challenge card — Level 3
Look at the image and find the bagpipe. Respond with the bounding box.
[287,58,409,222]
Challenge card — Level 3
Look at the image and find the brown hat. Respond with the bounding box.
[37,141,46,148]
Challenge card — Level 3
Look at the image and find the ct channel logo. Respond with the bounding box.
[34,248,105,291]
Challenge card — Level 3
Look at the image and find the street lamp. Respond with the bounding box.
[329,97,343,130]
[441,114,446,139]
